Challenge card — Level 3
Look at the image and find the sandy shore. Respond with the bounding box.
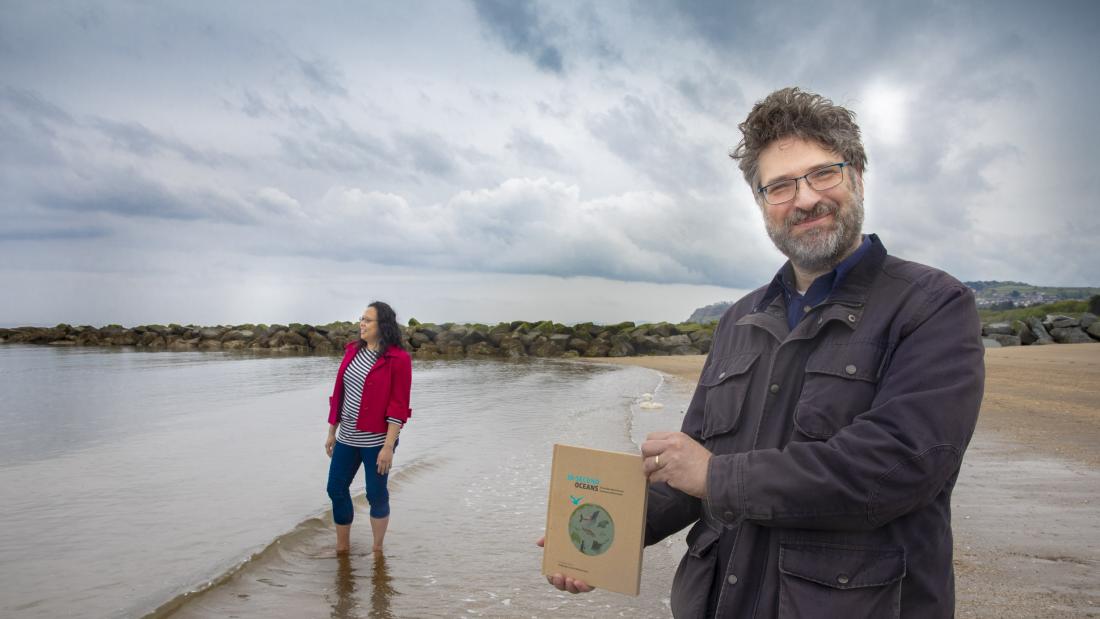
[588,344,1100,617]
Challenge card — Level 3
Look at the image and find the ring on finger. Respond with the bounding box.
[655,454,660,467]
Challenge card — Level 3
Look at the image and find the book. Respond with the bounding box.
[542,443,649,596]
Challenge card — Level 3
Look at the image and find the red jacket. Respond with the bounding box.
[327,342,412,433]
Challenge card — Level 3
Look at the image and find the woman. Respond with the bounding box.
[325,301,412,554]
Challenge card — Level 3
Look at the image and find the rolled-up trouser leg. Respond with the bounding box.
[327,440,362,525]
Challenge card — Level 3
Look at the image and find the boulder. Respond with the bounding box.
[567,338,590,353]
[499,336,527,358]
[410,332,432,347]
[1026,317,1055,345]
[1012,320,1037,345]
[413,343,442,360]
[222,340,249,351]
[632,335,664,354]
[221,329,254,342]
[658,335,692,349]
[1080,313,1097,330]
[460,328,487,346]
[198,339,223,350]
[1050,327,1094,344]
[1087,321,1100,340]
[439,342,466,357]
[465,341,499,357]
[987,334,1021,347]
[981,337,1002,348]
[199,327,226,340]
[608,334,635,357]
[582,342,611,357]
[529,338,565,357]
[307,332,332,351]
[1046,315,1079,330]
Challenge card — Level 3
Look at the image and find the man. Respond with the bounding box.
[547,87,985,617]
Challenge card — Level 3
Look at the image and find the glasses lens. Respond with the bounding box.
[764,180,796,204]
[806,164,843,191]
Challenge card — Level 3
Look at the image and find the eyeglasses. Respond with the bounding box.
[757,162,851,205]
[359,318,377,323]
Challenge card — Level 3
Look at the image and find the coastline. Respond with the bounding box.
[588,345,1100,617]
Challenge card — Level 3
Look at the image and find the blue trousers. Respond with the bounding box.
[327,440,391,524]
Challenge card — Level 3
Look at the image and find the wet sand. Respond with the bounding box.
[589,344,1100,617]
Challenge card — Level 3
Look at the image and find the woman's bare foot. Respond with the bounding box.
[336,524,351,555]
[369,516,389,553]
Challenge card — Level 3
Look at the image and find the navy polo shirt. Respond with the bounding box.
[775,235,872,331]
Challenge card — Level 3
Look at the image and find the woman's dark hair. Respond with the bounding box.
[358,300,406,352]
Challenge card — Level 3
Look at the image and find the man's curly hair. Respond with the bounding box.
[730,87,868,191]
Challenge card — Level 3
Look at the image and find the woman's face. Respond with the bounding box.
[359,306,379,343]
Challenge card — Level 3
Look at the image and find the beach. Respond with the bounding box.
[589,344,1100,617]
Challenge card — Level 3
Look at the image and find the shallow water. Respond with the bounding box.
[0,345,690,618]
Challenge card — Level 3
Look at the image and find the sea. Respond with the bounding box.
[0,344,692,618]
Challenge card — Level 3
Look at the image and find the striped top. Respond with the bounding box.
[336,346,403,447]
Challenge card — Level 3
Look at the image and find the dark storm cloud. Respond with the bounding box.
[470,0,565,73]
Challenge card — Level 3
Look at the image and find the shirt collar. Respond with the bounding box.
[757,234,873,311]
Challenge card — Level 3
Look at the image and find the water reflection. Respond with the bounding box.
[330,553,396,619]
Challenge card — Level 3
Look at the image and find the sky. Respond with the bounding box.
[2,0,1098,327]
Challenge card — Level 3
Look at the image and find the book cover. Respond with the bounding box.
[542,443,648,596]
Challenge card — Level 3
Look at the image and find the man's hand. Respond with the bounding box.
[536,536,594,594]
[641,431,712,498]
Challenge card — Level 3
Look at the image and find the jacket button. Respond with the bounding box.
[719,371,727,379]
[847,314,857,323]
[802,306,812,313]
[836,573,850,585]
[724,511,734,519]
[727,574,738,585]
[769,384,779,394]
[845,364,857,375]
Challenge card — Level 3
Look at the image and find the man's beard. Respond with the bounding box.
[764,186,864,274]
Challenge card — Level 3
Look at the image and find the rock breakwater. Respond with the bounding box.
[981,313,1099,347]
[0,320,715,359]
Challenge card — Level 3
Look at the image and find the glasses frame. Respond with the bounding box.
[757,161,851,206]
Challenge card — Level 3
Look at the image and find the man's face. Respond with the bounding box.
[755,137,864,273]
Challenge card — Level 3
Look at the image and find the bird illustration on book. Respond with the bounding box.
[570,495,583,505]
[579,509,601,524]
[590,539,603,553]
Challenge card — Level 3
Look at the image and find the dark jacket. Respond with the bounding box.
[327,343,412,432]
[645,235,984,618]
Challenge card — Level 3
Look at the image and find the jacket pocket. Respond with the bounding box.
[698,351,759,439]
[794,342,884,440]
[670,522,722,618]
[778,543,905,619]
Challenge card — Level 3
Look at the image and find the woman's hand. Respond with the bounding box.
[325,433,335,458]
[377,445,394,474]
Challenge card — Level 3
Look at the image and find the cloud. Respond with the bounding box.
[297,55,349,97]
[505,127,566,170]
[470,0,565,73]
[289,177,766,287]
[90,118,243,167]
[587,95,726,193]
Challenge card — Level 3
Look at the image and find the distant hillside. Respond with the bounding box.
[686,301,731,324]
[962,281,1100,309]
[686,282,1100,321]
